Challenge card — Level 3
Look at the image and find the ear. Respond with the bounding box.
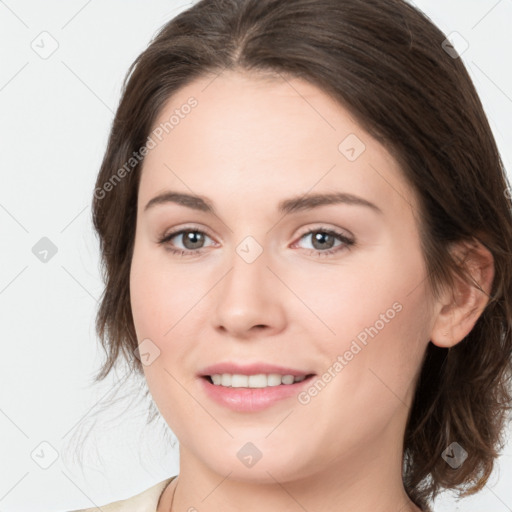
[430,238,495,348]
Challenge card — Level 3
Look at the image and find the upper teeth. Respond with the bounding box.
[210,373,307,388]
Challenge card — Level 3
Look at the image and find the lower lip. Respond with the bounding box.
[199,375,316,412]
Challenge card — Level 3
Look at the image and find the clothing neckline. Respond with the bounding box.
[156,475,178,510]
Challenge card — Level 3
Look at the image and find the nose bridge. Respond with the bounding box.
[212,232,286,335]
[224,234,269,298]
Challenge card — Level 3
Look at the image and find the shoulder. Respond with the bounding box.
[68,476,177,512]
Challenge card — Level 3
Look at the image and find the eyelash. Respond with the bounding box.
[157,226,355,258]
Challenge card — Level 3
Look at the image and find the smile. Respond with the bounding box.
[206,373,310,387]
[200,373,316,412]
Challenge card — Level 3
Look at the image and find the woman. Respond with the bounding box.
[71,0,512,510]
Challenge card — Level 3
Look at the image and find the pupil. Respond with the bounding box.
[313,232,334,250]
[184,231,204,249]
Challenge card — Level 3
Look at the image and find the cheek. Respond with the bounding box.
[290,259,404,348]
[303,295,430,453]
[341,283,429,407]
[129,255,162,341]
[314,248,430,397]
[130,242,196,340]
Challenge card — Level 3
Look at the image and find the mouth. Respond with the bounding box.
[199,372,317,412]
[201,373,317,388]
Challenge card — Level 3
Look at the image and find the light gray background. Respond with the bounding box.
[1,1,511,511]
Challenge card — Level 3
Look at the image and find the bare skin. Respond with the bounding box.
[129,70,494,512]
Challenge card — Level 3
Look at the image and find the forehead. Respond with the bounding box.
[139,70,417,218]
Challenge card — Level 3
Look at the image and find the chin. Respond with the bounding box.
[196,439,314,484]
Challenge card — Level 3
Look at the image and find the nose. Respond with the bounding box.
[211,244,287,340]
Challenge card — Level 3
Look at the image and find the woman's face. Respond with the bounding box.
[130,70,436,483]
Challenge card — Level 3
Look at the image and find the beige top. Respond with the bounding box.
[68,476,176,512]
[68,475,432,511]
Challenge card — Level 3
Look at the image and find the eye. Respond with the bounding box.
[157,225,355,258]
[157,227,215,256]
[294,227,355,257]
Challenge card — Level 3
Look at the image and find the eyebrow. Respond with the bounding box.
[144,190,383,216]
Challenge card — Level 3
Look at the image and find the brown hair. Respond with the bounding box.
[89,0,512,508]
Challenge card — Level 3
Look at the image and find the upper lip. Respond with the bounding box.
[198,362,315,377]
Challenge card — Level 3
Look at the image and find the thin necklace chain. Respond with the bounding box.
[168,477,178,512]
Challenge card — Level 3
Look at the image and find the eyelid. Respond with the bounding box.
[291,227,355,255]
[160,223,218,242]
[295,223,354,240]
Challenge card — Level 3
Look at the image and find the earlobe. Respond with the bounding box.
[430,239,495,349]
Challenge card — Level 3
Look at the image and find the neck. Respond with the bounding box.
[163,417,423,512]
